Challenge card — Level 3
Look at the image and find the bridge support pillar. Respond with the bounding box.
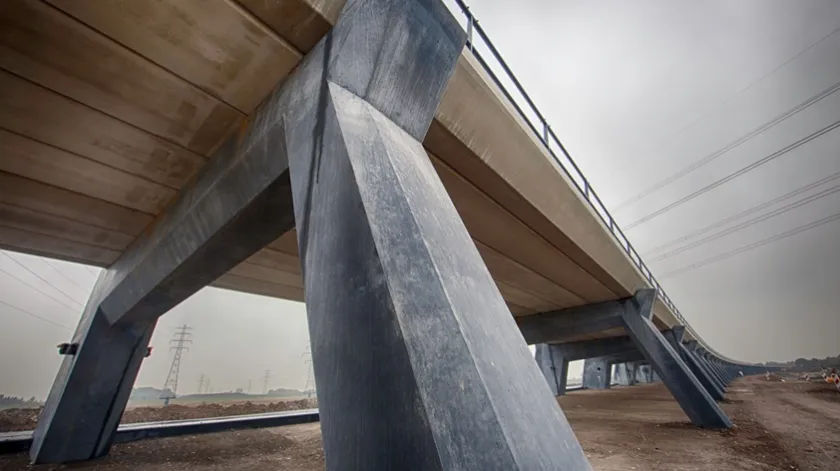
[690,345,727,391]
[621,290,732,429]
[582,357,612,389]
[689,346,726,392]
[704,353,730,386]
[663,329,725,401]
[615,362,639,386]
[635,363,655,383]
[283,1,592,469]
[535,344,570,396]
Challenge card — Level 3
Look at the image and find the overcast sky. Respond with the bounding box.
[2,0,840,400]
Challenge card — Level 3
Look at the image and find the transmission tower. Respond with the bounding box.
[263,369,271,395]
[247,379,252,394]
[160,324,192,405]
[302,348,316,398]
[197,374,205,394]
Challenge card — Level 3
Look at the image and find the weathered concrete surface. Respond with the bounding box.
[285,0,591,469]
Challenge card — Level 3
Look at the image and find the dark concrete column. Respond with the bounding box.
[687,344,726,393]
[535,344,570,396]
[635,363,654,383]
[615,362,639,386]
[704,353,730,386]
[582,357,612,390]
[663,329,724,401]
[284,1,591,469]
[621,290,732,428]
[689,343,727,391]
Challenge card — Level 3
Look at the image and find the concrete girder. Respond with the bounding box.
[517,298,625,345]
[620,290,732,429]
[548,336,639,361]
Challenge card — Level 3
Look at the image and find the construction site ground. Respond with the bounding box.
[1,373,838,470]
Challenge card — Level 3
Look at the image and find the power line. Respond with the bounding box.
[632,24,840,172]
[626,118,840,230]
[1,252,84,308]
[43,258,86,292]
[644,170,840,256]
[0,265,82,313]
[649,183,840,262]
[0,299,72,331]
[615,79,840,210]
[659,210,840,280]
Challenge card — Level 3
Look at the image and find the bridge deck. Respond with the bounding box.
[0,0,680,340]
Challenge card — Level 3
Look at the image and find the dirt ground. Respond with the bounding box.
[2,374,838,470]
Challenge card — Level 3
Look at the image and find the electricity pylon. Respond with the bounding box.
[160,324,192,405]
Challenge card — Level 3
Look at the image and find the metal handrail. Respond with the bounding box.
[453,0,735,361]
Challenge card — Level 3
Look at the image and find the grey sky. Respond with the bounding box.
[3,0,840,400]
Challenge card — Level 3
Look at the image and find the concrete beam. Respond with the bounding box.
[549,336,638,362]
[517,298,624,344]
[620,290,732,429]
[283,1,591,469]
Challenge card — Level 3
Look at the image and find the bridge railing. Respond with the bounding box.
[453,0,720,354]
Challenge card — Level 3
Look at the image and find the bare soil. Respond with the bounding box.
[2,375,838,470]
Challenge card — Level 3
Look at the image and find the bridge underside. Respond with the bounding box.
[0,0,681,335]
[0,0,766,468]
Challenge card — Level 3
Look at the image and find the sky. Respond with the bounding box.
[2,0,840,400]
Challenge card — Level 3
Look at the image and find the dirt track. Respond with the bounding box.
[1,375,838,470]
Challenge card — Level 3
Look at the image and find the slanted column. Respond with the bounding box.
[703,352,730,386]
[285,0,591,469]
[663,329,724,401]
[635,363,655,383]
[583,357,612,389]
[689,343,726,391]
[620,290,732,429]
[535,344,570,396]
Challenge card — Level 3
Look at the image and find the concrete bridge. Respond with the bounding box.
[0,0,772,468]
